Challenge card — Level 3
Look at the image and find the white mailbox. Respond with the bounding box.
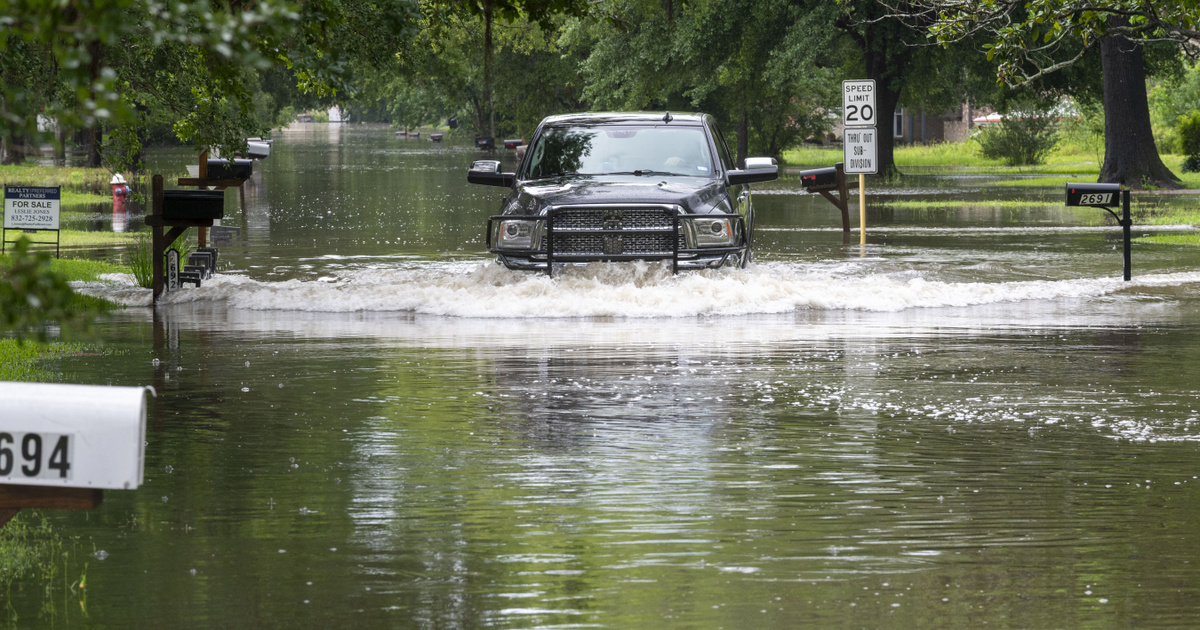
[0,382,152,490]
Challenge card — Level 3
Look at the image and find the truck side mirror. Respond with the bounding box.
[468,160,515,187]
[727,157,778,185]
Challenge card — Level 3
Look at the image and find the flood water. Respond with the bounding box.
[11,123,1200,627]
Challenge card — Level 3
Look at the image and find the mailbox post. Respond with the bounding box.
[799,163,851,237]
[1066,182,1132,281]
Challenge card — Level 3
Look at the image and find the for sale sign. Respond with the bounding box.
[4,186,60,231]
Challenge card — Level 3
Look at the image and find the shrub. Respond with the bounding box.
[1178,111,1200,172]
[974,105,1059,166]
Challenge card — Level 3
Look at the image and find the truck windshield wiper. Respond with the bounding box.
[609,170,676,177]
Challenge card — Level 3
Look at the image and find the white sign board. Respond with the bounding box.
[842,80,877,128]
[0,382,152,490]
[166,248,180,292]
[843,127,878,175]
[4,186,60,231]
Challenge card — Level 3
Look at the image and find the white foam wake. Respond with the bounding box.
[73,262,1200,318]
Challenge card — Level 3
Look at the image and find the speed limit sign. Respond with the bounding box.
[842,80,876,128]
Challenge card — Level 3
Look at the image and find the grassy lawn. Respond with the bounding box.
[0,163,122,193]
[782,141,1200,188]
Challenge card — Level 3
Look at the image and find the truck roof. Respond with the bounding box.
[538,112,707,126]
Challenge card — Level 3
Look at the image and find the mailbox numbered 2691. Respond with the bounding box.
[1065,182,1132,281]
[1066,183,1120,207]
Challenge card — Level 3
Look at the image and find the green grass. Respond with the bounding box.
[882,199,1064,209]
[0,163,121,194]
[1,250,130,322]
[61,191,111,204]
[1144,210,1200,226]
[782,140,1104,171]
[1137,233,1200,245]
[11,230,137,251]
[0,510,75,592]
[2,241,132,277]
[0,339,91,381]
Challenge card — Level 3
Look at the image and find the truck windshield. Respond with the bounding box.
[524,126,716,180]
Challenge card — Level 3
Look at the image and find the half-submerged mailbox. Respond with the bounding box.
[0,382,152,528]
[503,138,523,150]
[799,163,851,235]
[162,189,225,221]
[206,158,253,180]
[800,166,839,191]
[1066,182,1131,281]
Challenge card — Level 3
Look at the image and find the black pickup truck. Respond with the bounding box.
[468,112,778,275]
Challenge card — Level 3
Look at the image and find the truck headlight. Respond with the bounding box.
[693,218,735,246]
[496,220,535,249]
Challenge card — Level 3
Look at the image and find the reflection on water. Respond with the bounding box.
[14,124,1200,627]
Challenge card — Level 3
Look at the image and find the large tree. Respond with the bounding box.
[0,0,419,169]
[576,0,842,165]
[892,0,1198,187]
[836,0,997,178]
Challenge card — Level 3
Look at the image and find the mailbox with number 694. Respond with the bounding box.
[0,383,151,490]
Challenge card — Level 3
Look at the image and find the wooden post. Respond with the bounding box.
[152,174,165,299]
[197,150,208,248]
[859,174,866,245]
[0,486,103,529]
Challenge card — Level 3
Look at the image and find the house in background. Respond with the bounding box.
[832,101,989,145]
[892,101,985,144]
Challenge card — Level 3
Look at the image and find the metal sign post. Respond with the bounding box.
[842,80,877,246]
[1066,182,1131,281]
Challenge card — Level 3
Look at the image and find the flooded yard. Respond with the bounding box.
[9,123,1200,627]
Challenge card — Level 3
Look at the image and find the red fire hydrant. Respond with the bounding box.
[111,173,129,231]
[111,174,129,207]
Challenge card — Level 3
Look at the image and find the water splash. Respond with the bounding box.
[75,261,1200,318]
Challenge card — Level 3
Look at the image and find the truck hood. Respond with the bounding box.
[514,174,728,212]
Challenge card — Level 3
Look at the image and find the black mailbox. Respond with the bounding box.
[162,189,225,220]
[430,133,444,142]
[504,138,523,150]
[1066,182,1120,207]
[475,136,495,150]
[206,158,252,180]
[800,166,839,191]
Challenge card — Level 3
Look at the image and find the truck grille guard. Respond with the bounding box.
[487,204,746,276]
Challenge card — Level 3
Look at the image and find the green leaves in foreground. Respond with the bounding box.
[0,236,94,340]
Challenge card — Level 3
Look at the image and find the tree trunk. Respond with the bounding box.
[483,0,495,139]
[736,107,748,167]
[1099,29,1179,188]
[873,81,901,180]
[85,40,104,168]
[84,126,102,167]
